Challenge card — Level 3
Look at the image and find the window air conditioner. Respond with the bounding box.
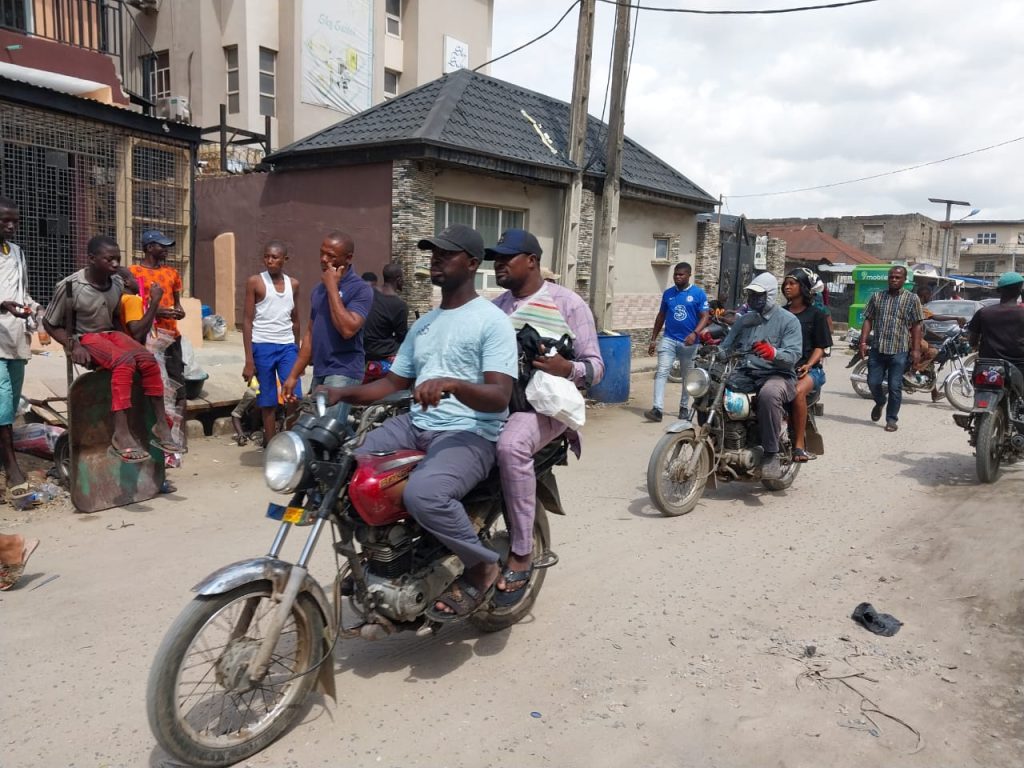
[156,96,191,124]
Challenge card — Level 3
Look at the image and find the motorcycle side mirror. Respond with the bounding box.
[315,391,327,418]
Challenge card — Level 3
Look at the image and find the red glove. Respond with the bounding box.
[752,340,776,361]
[699,330,713,344]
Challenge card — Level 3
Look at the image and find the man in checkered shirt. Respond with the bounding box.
[858,266,924,432]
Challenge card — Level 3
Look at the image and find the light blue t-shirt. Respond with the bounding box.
[391,297,517,441]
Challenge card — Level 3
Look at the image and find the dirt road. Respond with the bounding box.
[2,356,1022,767]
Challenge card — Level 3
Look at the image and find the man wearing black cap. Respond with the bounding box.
[319,224,517,621]
[131,229,186,401]
[488,228,603,606]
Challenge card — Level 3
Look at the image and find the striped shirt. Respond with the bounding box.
[863,289,923,354]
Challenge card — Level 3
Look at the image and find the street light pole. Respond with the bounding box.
[928,197,971,277]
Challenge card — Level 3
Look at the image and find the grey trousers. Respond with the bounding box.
[356,413,499,568]
[757,376,795,454]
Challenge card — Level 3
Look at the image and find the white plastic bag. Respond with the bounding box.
[525,371,586,430]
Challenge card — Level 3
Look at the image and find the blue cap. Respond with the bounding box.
[141,229,174,247]
[484,229,542,259]
[996,271,1023,288]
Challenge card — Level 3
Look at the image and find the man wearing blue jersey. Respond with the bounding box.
[644,262,710,422]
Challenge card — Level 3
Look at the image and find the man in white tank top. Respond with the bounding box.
[242,241,300,444]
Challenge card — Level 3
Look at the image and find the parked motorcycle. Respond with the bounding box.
[952,359,1024,482]
[647,346,822,516]
[147,392,566,767]
[847,328,976,411]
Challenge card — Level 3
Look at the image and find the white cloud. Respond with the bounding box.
[491,0,1024,220]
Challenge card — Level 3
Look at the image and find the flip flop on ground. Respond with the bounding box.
[6,482,41,506]
[0,538,40,591]
[493,563,534,608]
[108,444,149,464]
[425,577,496,623]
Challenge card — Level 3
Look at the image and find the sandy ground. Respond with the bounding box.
[1,355,1022,768]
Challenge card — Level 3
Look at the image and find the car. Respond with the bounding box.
[923,299,981,339]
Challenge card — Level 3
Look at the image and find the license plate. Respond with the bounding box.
[266,503,314,526]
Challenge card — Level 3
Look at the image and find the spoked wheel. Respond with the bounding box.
[943,371,975,413]
[646,429,710,516]
[849,359,876,399]
[471,504,550,632]
[147,582,326,768]
[975,410,1005,484]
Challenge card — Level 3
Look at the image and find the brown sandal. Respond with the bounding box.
[0,538,40,591]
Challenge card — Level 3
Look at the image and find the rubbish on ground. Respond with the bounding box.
[851,602,902,637]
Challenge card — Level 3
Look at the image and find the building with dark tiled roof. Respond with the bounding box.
[194,68,717,341]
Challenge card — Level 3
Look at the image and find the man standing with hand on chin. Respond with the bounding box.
[282,232,373,425]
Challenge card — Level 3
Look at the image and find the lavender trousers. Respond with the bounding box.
[356,413,499,569]
[496,411,568,556]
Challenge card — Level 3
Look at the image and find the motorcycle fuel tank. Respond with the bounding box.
[349,450,425,525]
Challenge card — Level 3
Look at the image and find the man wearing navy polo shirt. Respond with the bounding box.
[282,231,374,424]
[644,261,710,422]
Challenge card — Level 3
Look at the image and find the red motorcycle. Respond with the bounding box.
[147,393,566,767]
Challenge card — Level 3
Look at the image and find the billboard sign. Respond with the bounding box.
[301,0,373,114]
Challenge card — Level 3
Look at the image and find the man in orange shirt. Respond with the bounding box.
[130,229,186,402]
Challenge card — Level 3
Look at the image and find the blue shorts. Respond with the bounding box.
[808,364,826,392]
[252,342,300,408]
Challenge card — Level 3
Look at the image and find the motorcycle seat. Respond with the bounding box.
[460,435,570,506]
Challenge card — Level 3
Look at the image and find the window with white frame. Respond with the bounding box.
[434,201,525,250]
[653,236,670,261]
[386,0,401,37]
[975,260,997,273]
[384,69,399,98]
[977,232,997,245]
[225,45,239,113]
[149,50,171,101]
[259,47,276,117]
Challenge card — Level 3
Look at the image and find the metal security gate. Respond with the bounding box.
[718,217,756,309]
[0,100,193,304]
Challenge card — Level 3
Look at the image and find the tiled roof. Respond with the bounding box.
[267,69,715,207]
[764,225,882,265]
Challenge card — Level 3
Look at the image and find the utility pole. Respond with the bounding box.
[591,0,631,332]
[553,0,596,291]
[928,196,971,277]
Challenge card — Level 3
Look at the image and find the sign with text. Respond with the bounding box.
[754,235,767,270]
[301,0,372,114]
[443,35,469,73]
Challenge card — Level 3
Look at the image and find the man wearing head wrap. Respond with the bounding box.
[719,272,803,480]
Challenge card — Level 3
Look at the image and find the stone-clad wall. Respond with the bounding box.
[694,219,721,299]
[391,159,436,320]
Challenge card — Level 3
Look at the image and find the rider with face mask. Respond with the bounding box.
[718,272,803,480]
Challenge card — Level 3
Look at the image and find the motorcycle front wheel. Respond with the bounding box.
[943,371,975,413]
[849,359,875,399]
[471,504,550,633]
[646,429,710,516]
[975,410,1005,484]
[147,582,326,768]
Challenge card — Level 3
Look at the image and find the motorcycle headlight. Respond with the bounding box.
[684,367,711,398]
[264,432,309,494]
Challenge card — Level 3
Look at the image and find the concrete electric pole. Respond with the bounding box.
[553,0,596,293]
[928,197,971,277]
[590,0,632,332]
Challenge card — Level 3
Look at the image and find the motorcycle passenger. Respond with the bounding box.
[913,284,967,402]
[644,262,710,422]
[318,225,517,622]
[858,266,923,432]
[967,271,1024,381]
[719,272,803,480]
[782,268,832,462]
[488,228,604,606]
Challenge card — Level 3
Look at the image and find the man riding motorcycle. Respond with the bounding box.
[967,271,1024,373]
[318,224,518,622]
[718,272,802,480]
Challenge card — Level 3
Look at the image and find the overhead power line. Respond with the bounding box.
[595,0,879,13]
[726,134,1024,199]
[474,0,581,71]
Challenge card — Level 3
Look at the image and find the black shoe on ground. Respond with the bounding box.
[870,403,883,422]
[644,408,663,422]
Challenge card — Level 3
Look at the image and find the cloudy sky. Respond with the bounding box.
[490,0,1024,222]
